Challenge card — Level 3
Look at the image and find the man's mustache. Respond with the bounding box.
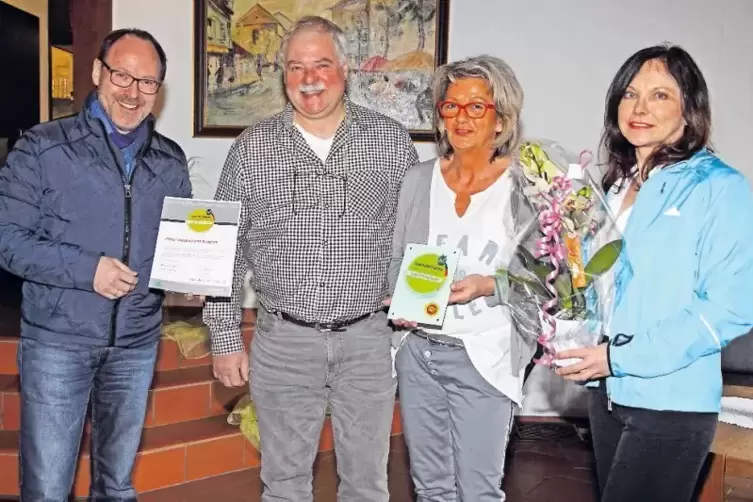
[299,83,326,94]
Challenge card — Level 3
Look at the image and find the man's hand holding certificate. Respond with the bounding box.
[388,244,460,329]
[149,197,241,297]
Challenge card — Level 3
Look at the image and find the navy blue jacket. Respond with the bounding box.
[0,95,192,347]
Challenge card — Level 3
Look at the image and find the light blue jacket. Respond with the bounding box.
[596,148,753,413]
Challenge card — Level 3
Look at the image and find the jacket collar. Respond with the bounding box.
[656,147,714,174]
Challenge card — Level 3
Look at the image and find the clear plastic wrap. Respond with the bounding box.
[498,139,625,367]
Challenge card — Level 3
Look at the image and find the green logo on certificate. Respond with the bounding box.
[187,208,215,233]
[405,253,449,294]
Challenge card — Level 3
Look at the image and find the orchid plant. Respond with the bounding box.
[498,141,624,322]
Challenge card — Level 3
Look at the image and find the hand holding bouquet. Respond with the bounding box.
[499,140,624,367]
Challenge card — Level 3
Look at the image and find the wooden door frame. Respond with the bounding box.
[69,0,112,112]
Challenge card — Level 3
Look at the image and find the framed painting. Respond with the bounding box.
[193,0,450,141]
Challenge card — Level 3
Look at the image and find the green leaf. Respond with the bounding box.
[516,245,553,283]
[584,239,623,278]
[516,245,538,268]
[496,268,552,299]
[553,274,573,311]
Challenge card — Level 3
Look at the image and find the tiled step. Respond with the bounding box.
[0,416,257,496]
[0,334,220,376]
[146,366,248,428]
[0,305,20,375]
[0,311,256,376]
[0,332,213,376]
[0,306,257,376]
[0,375,19,431]
[0,365,248,432]
[0,404,404,497]
[0,308,214,376]
[138,435,412,502]
[138,468,264,502]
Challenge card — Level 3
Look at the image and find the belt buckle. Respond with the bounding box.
[315,322,345,333]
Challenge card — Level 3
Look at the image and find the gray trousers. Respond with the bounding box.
[250,307,397,502]
[395,333,516,502]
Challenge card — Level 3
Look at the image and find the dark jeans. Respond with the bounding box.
[588,381,717,502]
[18,337,158,501]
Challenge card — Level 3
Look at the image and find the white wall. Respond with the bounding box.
[114,0,753,416]
[114,0,753,182]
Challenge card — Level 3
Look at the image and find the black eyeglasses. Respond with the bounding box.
[100,60,162,95]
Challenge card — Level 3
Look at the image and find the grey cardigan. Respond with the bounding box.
[387,159,538,376]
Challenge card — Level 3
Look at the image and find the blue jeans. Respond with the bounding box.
[18,337,158,501]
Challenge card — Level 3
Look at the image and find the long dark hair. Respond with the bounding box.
[600,44,711,193]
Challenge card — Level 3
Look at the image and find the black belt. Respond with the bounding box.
[275,311,373,332]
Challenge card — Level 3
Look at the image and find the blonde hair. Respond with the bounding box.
[433,55,524,158]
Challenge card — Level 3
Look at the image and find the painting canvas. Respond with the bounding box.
[193,0,449,140]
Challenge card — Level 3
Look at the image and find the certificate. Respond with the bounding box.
[149,197,242,297]
[388,244,460,329]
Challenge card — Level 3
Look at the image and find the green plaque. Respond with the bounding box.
[388,244,460,328]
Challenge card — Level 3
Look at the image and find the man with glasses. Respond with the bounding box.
[204,15,418,502]
[0,29,190,500]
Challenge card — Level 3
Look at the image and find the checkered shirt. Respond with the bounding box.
[203,97,419,355]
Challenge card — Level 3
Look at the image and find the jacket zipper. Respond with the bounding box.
[108,171,135,346]
[91,106,153,347]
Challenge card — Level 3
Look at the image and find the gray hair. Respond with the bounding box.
[433,55,524,158]
[278,16,349,68]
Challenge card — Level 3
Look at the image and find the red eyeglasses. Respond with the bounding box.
[437,101,496,119]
